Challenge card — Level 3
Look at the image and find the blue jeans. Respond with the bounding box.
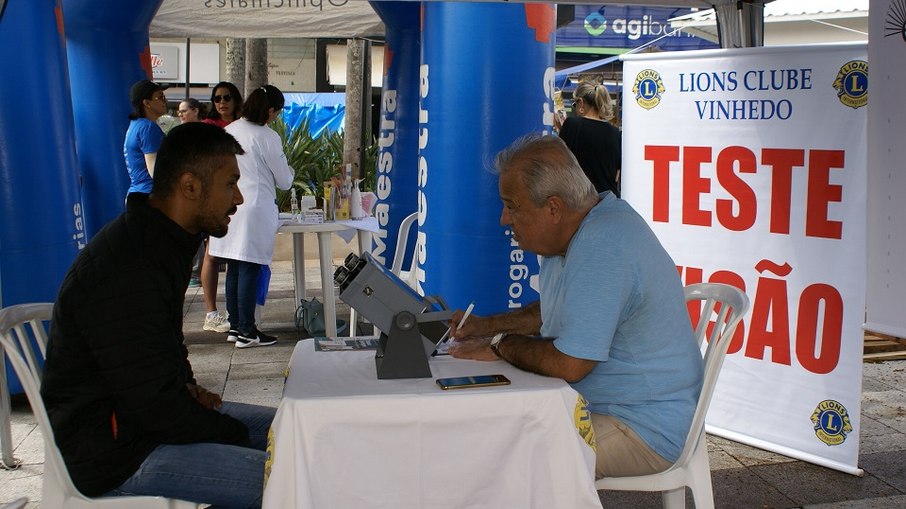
[104,402,276,509]
[225,259,262,334]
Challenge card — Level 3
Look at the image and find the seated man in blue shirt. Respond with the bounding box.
[450,133,703,478]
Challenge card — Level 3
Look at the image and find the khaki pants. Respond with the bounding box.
[592,413,673,479]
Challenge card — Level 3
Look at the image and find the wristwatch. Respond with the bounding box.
[490,333,507,358]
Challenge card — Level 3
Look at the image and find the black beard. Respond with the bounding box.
[204,221,229,238]
[197,202,235,238]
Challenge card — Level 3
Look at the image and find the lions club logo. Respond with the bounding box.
[632,69,665,110]
[832,60,868,109]
[810,400,852,446]
[264,426,276,487]
[574,394,596,451]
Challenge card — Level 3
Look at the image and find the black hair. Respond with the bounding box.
[207,81,243,122]
[128,81,166,120]
[242,85,284,126]
[151,123,245,197]
[128,106,145,121]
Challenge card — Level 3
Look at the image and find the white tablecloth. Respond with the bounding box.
[263,340,600,509]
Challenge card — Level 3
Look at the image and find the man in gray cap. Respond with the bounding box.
[124,79,169,197]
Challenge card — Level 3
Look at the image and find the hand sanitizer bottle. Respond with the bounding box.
[350,179,364,219]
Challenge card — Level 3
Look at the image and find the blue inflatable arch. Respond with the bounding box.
[0,0,163,392]
[0,0,555,390]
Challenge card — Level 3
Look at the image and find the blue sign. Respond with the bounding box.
[556,6,718,51]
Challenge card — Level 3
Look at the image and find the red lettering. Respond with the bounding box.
[682,146,712,227]
[716,146,757,231]
[643,145,846,238]
[796,284,843,374]
[746,276,792,365]
[761,148,804,235]
[806,150,844,239]
[679,265,704,286]
[645,145,680,222]
[676,266,848,374]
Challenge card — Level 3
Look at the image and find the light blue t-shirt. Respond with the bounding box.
[539,192,703,463]
[123,118,164,195]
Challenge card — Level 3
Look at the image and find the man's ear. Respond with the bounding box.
[547,195,564,223]
[178,172,202,199]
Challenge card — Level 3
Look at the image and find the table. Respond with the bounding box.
[262,340,600,509]
[277,217,378,337]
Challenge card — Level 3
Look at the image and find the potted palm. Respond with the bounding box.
[273,116,336,210]
[273,115,378,211]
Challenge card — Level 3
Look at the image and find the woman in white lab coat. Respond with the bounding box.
[208,85,293,348]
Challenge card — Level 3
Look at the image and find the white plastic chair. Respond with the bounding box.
[0,303,199,509]
[1,302,51,470]
[389,212,419,292]
[594,283,750,509]
[0,497,28,509]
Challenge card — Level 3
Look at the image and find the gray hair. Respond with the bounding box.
[494,134,598,210]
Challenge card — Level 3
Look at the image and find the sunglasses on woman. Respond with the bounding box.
[213,94,232,103]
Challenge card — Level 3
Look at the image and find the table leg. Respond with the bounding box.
[348,230,373,336]
[316,231,338,338]
[291,232,307,305]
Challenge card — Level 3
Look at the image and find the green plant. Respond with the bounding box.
[273,116,338,210]
[273,115,378,211]
[362,136,378,193]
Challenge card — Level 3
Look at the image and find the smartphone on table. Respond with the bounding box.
[436,374,511,390]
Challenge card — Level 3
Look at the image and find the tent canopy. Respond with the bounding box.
[149,0,385,38]
[669,0,868,43]
[149,1,764,39]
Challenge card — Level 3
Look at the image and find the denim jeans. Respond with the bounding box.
[103,402,275,509]
[225,259,262,334]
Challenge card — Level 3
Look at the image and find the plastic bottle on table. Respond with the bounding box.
[290,187,299,221]
[350,179,364,219]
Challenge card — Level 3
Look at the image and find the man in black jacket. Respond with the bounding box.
[42,122,275,508]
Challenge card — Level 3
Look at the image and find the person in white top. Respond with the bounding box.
[208,85,294,348]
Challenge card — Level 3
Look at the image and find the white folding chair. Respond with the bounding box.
[1,303,51,470]
[0,497,28,509]
[0,303,199,509]
[389,212,419,292]
[595,283,750,509]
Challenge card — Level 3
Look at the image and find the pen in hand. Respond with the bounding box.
[452,302,475,341]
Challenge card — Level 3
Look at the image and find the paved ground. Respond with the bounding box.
[2,259,905,508]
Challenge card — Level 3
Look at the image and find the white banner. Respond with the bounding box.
[621,43,866,475]
[150,0,384,39]
[865,0,906,337]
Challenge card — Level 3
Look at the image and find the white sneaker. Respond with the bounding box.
[203,311,231,333]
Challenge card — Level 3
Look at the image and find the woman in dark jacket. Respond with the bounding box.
[558,80,623,197]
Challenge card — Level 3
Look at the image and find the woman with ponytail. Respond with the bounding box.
[558,80,622,197]
[208,85,293,348]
